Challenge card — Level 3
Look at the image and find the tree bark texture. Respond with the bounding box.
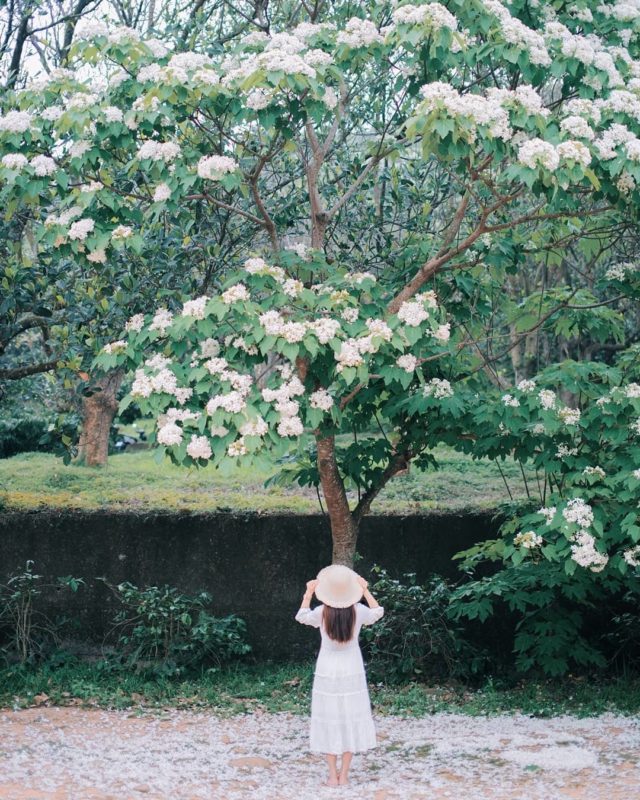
[76,369,124,467]
[316,434,359,567]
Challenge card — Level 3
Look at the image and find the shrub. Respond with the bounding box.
[358,565,488,684]
[0,560,85,664]
[0,418,50,458]
[98,579,251,676]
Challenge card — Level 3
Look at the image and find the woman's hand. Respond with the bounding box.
[306,579,319,595]
[356,575,368,591]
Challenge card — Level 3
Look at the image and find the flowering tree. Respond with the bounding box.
[1,1,640,590]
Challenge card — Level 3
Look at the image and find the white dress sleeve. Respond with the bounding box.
[357,602,384,626]
[295,604,324,628]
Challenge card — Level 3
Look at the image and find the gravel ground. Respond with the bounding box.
[1,707,639,800]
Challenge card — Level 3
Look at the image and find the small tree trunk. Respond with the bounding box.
[76,368,125,466]
[316,433,358,566]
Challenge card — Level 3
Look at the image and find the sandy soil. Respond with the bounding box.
[0,706,638,800]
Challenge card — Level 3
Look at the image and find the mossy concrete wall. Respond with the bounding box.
[0,510,501,659]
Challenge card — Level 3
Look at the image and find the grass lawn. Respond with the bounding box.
[1,659,638,718]
[0,445,539,515]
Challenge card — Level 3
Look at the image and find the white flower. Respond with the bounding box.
[157,421,183,446]
[246,89,271,110]
[502,394,520,407]
[341,308,359,323]
[623,545,640,568]
[149,308,173,334]
[153,183,171,202]
[228,438,248,457]
[583,466,605,479]
[69,141,91,158]
[87,248,107,263]
[323,87,338,109]
[1,153,28,170]
[30,155,57,176]
[517,379,536,392]
[570,530,608,573]
[205,357,229,375]
[125,314,145,332]
[310,389,334,411]
[220,283,251,305]
[112,225,133,240]
[562,498,594,529]
[557,406,581,425]
[514,530,543,549]
[182,296,208,319]
[277,416,304,436]
[0,110,32,133]
[239,417,268,437]
[556,444,578,458]
[625,383,640,398]
[68,218,95,241]
[397,354,418,373]
[335,340,364,371]
[337,17,384,48]
[282,278,303,297]
[433,323,451,341]
[517,138,559,170]
[197,154,238,180]
[137,140,181,162]
[537,506,556,524]
[102,340,126,354]
[366,319,393,341]
[103,106,124,123]
[186,435,212,460]
[307,317,341,344]
[397,300,429,327]
[538,389,556,410]
[206,391,246,414]
[423,378,453,398]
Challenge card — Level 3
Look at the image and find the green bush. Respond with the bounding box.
[0,418,50,458]
[98,579,251,677]
[359,565,488,684]
[0,560,85,664]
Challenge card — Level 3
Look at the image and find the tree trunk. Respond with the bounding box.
[76,369,125,466]
[316,434,359,566]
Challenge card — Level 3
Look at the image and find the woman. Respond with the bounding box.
[295,564,384,787]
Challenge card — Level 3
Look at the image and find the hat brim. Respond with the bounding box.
[315,565,363,608]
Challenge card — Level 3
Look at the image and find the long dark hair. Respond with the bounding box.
[322,604,356,643]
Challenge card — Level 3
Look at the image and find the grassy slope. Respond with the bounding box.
[0,445,539,514]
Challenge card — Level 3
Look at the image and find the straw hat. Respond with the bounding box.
[315,564,363,608]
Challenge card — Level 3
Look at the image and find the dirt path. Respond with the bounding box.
[0,706,638,800]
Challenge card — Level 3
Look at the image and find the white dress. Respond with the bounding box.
[295,601,385,755]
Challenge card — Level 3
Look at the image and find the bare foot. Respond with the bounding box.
[322,776,339,787]
[338,775,349,786]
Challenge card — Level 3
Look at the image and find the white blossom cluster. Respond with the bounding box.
[538,389,556,410]
[557,406,581,425]
[423,378,454,398]
[131,357,192,406]
[392,2,458,31]
[570,530,609,572]
[623,544,640,567]
[482,0,551,66]
[197,155,238,180]
[537,506,557,524]
[502,393,520,407]
[262,376,305,437]
[137,140,181,162]
[397,354,418,372]
[562,497,594,529]
[583,466,606,479]
[336,18,384,48]
[514,530,543,548]
[182,296,208,319]
[309,388,334,411]
[605,261,637,281]
[517,138,591,170]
